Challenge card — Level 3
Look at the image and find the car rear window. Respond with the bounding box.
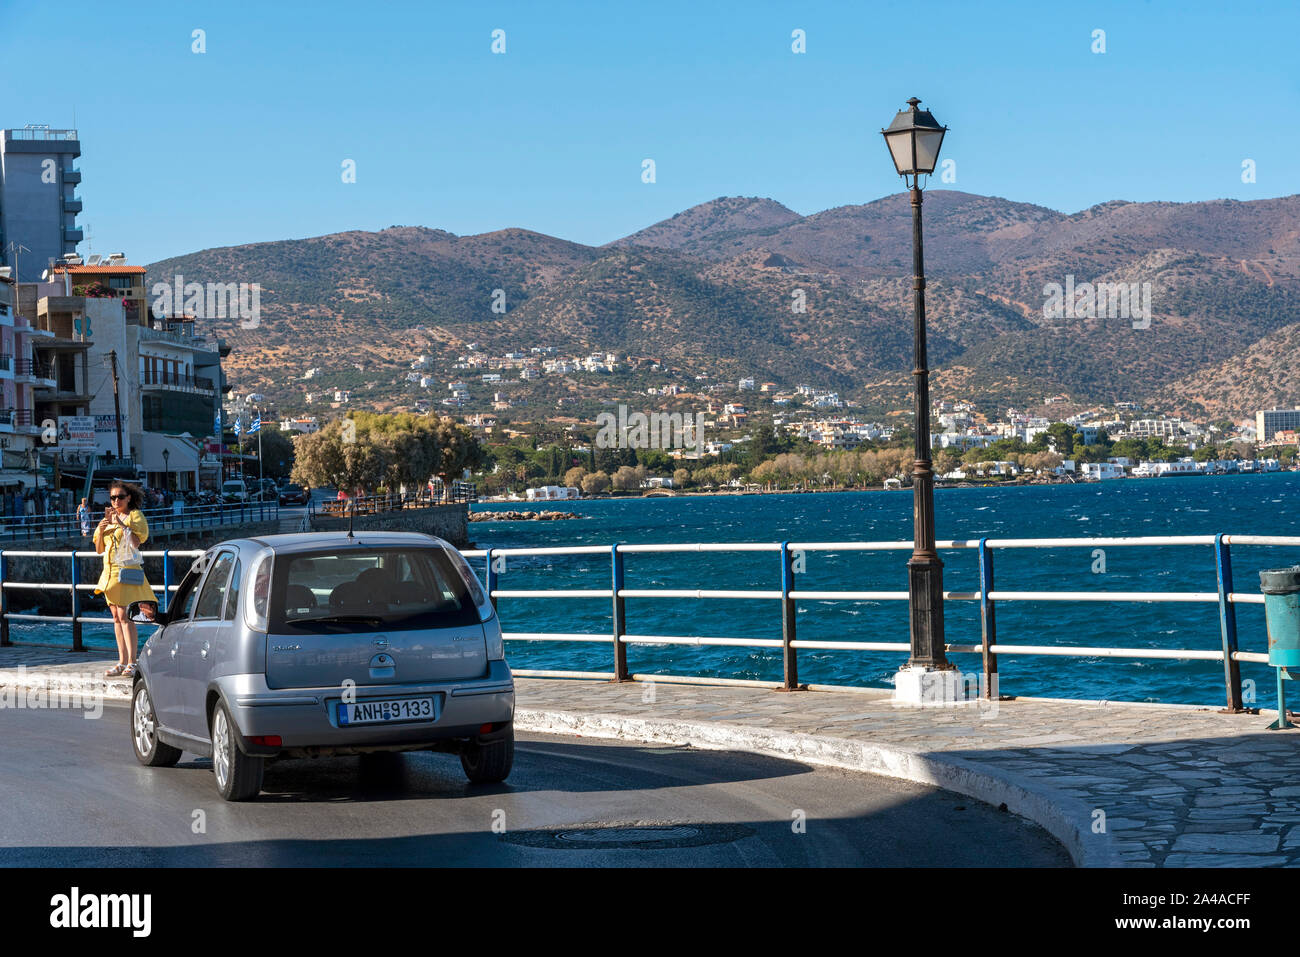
[269,547,479,634]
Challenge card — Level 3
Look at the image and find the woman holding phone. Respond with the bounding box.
[93,480,156,678]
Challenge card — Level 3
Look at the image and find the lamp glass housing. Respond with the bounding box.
[882,101,947,177]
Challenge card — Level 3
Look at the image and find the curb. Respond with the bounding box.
[515,708,1118,868]
[0,667,131,701]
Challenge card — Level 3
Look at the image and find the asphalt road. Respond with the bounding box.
[0,703,1071,866]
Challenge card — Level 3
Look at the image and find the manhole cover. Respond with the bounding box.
[501,821,754,850]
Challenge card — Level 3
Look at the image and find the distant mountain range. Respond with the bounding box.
[147,190,1300,420]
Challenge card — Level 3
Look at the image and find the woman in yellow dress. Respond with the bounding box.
[93,480,157,678]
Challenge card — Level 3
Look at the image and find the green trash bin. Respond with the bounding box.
[1260,566,1300,729]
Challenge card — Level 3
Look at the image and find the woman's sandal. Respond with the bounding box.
[122,663,137,677]
[104,664,125,677]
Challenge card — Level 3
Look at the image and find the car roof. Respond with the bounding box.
[210,531,453,556]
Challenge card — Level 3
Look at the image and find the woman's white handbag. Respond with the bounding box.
[112,525,143,568]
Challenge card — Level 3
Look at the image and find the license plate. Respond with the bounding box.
[337,696,436,726]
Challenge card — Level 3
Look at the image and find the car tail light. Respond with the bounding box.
[248,735,282,747]
[442,545,491,618]
[479,723,493,734]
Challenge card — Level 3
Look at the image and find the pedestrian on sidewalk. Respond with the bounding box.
[92,480,157,678]
[77,497,90,538]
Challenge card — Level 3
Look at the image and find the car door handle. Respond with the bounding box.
[200,641,210,659]
[170,645,177,658]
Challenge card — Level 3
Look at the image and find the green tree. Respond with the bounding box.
[255,427,295,480]
[1045,423,1077,456]
[432,417,489,484]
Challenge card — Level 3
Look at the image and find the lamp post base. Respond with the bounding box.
[893,663,970,707]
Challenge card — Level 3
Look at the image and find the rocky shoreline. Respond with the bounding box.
[468,509,580,522]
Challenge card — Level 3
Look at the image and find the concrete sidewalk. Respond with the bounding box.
[4,643,1297,868]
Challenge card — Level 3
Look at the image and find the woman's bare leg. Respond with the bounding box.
[111,605,129,666]
[124,616,139,665]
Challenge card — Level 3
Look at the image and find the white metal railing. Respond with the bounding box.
[472,534,1293,707]
[0,534,1292,707]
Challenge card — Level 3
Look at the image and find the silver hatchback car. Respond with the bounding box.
[129,531,515,801]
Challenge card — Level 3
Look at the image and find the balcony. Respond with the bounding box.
[137,324,219,355]
[0,409,12,432]
[63,168,81,184]
[63,227,83,243]
[63,197,83,214]
[14,358,54,384]
[12,410,41,434]
[0,354,11,376]
[141,369,215,394]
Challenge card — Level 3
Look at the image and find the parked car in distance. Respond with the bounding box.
[129,531,514,800]
[278,482,310,505]
[220,479,248,502]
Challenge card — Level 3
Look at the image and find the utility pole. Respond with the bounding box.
[108,350,124,460]
[4,242,30,319]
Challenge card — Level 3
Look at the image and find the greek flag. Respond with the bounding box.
[233,416,243,436]
[214,409,222,437]
[248,413,261,434]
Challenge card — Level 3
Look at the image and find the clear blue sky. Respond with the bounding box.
[2,0,1296,264]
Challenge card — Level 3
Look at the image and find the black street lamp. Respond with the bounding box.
[882,97,951,677]
[162,448,170,491]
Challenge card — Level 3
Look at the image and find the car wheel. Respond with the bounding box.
[131,680,181,768]
[460,727,514,784]
[211,700,264,801]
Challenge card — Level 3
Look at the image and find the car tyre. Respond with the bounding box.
[211,700,264,801]
[131,680,182,768]
[460,727,514,784]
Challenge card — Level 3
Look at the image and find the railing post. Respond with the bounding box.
[779,541,800,690]
[1215,533,1245,712]
[485,548,498,613]
[161,549,171,614]
[978,537,997,700]
[0,550,8,647]
[611,544,629,681]
[70,551,83,652]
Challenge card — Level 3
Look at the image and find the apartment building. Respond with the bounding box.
[1256,408,1300,443]
[0,126,83,274]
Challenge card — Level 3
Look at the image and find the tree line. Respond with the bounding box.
[290,412,487,494]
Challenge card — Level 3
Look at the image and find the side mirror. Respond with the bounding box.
[128,600,166,625]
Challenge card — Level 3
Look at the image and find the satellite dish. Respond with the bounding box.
[40,269,49,280]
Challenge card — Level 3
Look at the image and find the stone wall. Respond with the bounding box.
[308,503,468,547]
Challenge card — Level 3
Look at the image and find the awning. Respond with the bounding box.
[140,432,201,474]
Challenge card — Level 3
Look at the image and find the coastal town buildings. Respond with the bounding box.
[0,124,234,499]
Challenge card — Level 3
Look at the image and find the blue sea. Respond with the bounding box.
[12,474,1299,707]
[465,474,1300,707]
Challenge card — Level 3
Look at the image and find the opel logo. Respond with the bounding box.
[374,637,389,649]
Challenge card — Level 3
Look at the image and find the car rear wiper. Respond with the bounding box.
[286,614,385,627]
